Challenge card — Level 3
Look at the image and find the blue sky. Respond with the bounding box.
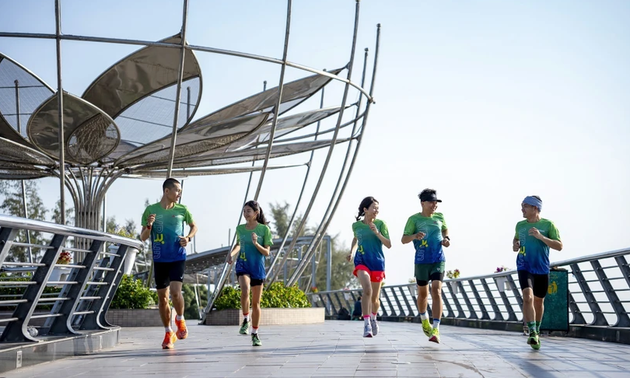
[1,0,629,284]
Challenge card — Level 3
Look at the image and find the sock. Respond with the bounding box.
[432,319,440,330]
[252,327,259,334]
[176,315,184,321]
[165,326,172,333]
[527,321,537,334]
[363,315,370,325]
[420,312,428,322]
[371,312,377,320]
[535,321,541,333]
[243,313,249,321]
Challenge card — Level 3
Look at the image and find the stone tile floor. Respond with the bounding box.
[5,321,630,377]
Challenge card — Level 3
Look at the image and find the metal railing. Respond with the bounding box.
[310,247,630,333]
[0,214,143,343]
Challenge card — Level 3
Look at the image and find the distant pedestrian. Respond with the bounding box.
[226,200,272,347]
[347,196,391,337]
[513,195,562,350]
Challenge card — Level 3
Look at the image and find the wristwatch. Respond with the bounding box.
[444,236,450,241]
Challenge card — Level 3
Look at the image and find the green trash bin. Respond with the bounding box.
[540,268,569,331]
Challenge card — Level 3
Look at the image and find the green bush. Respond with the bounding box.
[0,274,62,310]
[110,274,155,309]
[213,282,311,310]
[182,283,208,319]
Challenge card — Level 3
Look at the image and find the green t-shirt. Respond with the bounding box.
[235,223,273,280]
[515,218,560,274]
[403,212,447,264]
[142,203,193,262]
[352,219,390,271]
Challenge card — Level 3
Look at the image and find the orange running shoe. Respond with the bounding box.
[175,318,188,340]
[162,331,177,349]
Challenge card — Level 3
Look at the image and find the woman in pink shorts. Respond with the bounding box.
[347,196,391,337]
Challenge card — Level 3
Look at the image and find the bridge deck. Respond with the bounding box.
[6,321,630,378]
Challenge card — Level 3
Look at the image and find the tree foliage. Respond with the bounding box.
[0,181,48,262]
[267,201,355,291]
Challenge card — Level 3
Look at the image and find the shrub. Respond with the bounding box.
[110,274,154,309]
[213,282,311,310]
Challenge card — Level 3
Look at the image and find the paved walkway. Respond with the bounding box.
[5,321,630,378]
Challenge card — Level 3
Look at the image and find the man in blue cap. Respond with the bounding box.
[513,195,563,350]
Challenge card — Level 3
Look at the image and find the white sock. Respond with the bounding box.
[363,316,370,325]
[252,327,259,334]
[370,313,377,320]
[165,326,172,333]
[433,319,440,330]
[176,315,184,321]
[420,312,428,322]
[243,313,250,321]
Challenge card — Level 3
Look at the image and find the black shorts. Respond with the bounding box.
[518,270,549,298]
[236,273,264,287]
[154,260,186,290]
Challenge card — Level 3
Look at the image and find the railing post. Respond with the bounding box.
[494,276,518,321]
[570,263,608,326]
[396,286,415,316]
[480,278,503,320]
[0,227,19,266]
[591,260,630,327]
[468,279,490,320]
[1,234,67,342]
[48,239,105,335]
[79,244,129,330]
[457,281,478,319]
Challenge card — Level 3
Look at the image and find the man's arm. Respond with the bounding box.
[401,232,424,244]
[186,222,198,241]
[140,213,155,242]
[529,227,563,251]
[441,229,450,247]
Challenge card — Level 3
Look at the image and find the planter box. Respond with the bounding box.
[106,308,166,327]
[203,307,325,326]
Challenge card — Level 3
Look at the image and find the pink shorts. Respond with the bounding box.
[353,264,386,283]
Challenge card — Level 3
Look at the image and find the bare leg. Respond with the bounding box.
[416,284,429,313]
[430,280,443,319]
[370,281,382,315]
[157,287,171,328]
[356,270,372,316]
[251,284,264,329]
[169,281,184,316]
[522,287,535,323]
[239,275,251,316]
[534,296,544,323]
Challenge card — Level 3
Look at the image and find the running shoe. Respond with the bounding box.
[252,333,262,346]
[175,318,188,340]
[527,332,539,346]
[370,318,379,336]
[421,319,432,337]
[428,328,440,344]
[530,333,541,350]
[161,331,177,349]
[363,323,373,338]
[239,319,250,335]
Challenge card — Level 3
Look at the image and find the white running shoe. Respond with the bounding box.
[370,318,379,336]
[363,323,373,338]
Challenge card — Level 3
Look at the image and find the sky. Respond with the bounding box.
[1,0,629,286]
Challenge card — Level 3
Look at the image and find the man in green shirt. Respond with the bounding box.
[402,188,450,344]
[141,178,198,349]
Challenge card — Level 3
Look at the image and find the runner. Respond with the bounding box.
[140,178,198,349]
[513,195,562,350]
[226,200,273,347]
[401,188,450,344]
[347,196,391,337]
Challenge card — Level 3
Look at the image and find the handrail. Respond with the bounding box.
[0,214,143,343]
[309,247,630,342]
